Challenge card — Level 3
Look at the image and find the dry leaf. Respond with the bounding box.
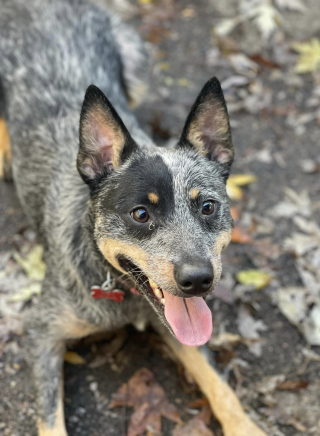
[271,188,311,218]
[236,270,271,290]
[173,418,214,436]
[231,226,253,244]
[293,38,320,73]
[214,17,243,37]
[275,287,320,345]
[64,351,86,365]
[9,283,42,302]
[275,0,306,12]
[228,53,259,77]
[250,4,282,40]
[227,174,257,200]
[209,332,242,348]
[284,232,319,256]
[214,3,281,40]
[228,174,257,186]
[13,245,46,281]
[277,379,309,392]
[109,368,181,436]
[236,306,268,356]
[257,374,286,394]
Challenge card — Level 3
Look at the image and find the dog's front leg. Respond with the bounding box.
[24,292,98,436]
[24,318,68,436]
[161,331,267,436]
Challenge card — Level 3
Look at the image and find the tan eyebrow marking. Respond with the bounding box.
[190,188,200,200]
[148,192,159,204]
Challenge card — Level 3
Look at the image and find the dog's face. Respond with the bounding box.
[77,78,234,346]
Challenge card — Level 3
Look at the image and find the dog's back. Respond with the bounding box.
[0,0,152,235]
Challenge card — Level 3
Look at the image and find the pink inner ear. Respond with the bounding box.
[98,136,114,164]
[90,116,116,164]
[216,149,230,164]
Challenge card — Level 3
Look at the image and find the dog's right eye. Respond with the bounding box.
[131,207,150,223]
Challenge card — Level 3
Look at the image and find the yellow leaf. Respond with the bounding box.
[226,183,244,201]
[293,38,320,73]
[178,78,190,87]
[64,352,86,365]
[236,270,271,290]
[209,332,242,348]
[9,283,42,302]
[228,174,257,186]
[226,174,257,200]
[13,245,46,281]
[138,0,153,4]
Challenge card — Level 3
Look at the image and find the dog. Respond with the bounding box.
[0,1,267,435]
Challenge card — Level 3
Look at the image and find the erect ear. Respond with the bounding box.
[77,85,137,186]
[179,77,234,170]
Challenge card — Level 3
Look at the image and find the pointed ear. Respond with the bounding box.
[179,77,234,170]
[77,85,137,186]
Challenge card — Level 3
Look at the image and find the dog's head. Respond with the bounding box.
[77,78,234,346]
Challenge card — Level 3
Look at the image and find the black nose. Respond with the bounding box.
[174,261,214,296]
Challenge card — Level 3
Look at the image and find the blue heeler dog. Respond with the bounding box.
[0,0,267,435]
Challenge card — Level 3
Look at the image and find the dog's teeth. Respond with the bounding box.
[154,288,162,299]
[149,279,157,290]
[161,298,165,305]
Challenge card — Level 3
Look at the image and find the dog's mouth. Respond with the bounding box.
[118,256,213,346]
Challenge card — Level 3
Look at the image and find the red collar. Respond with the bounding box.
[90,271,140,302]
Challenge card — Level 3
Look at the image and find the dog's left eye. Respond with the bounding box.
[131,207,150,223]
[202,200,215,215]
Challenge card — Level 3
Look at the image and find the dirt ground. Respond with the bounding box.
[1,1,320,435]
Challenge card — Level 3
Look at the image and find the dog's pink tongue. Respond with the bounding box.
[163,290,212,346]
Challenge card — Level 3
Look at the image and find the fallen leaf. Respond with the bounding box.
[236,270,271,290]
[186,397,212,426]
[277,379,309,391]
[236,306,268,356]
[231,226,253,244]
[293,38,320,73]
[13,245,46,281]
[237,306,268,357]
[275,0,306,12]
[138,0,153,4]
[214,3,282,40]
[173,418,214,436]
[271,188,312,218]
[300,158,320,173]
[249,54,279,69]
[109,368,181,436]
[64,351,86,365]
[227,174,257,200]
[257,374,286,394]
[275,287,320,345]
[89,329,128,369]
[250,4,282,40]
[275,287,307,326]
[228,53,259,77]
[9,283,42,302]
[221,75,250,90]
[284,232,319,256]
[214,17,243,37]
[209,332,242,348]
[228,174,258,186]
[302,347,320,361]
